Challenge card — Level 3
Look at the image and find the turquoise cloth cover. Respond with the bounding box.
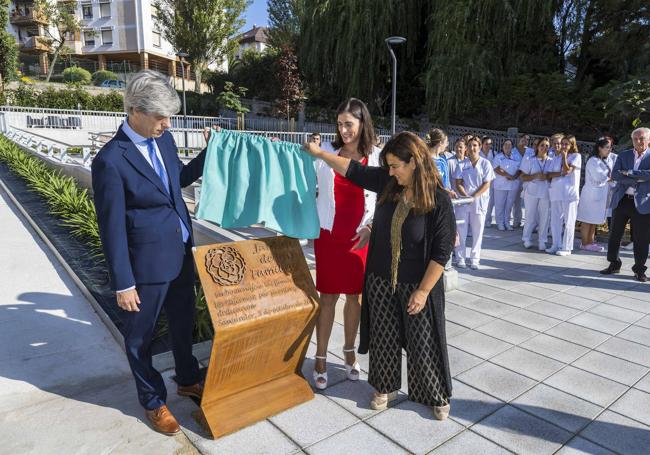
[196,130,320,239]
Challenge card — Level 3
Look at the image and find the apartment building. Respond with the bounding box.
[6,0,226,90]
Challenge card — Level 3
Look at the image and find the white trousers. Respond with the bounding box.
[494,189,518,228]
[455,207,487,264]
[522,193,550,246]
[485,186,495,225]
[513,189,523,224]
[550,200,578,251]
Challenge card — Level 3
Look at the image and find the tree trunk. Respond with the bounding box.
[575,0,596,87]
[194,64,203,93]
[45,45,62,83]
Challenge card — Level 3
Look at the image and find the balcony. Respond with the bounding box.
[9,9,49,26]
[19,36,52,53]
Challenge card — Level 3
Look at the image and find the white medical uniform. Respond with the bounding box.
[520,155,553,247]
[492,152,522,228]
[549,153,582,252]
[480,150,497,226]
[577,156,612,224]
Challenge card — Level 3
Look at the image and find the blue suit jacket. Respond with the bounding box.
[91,126,206,291]
[610,148,650,215]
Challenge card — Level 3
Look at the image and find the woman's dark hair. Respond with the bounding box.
[378,131,442,214]
[535,137,550,157]
[591,138,611,157]
[332,98,377,157]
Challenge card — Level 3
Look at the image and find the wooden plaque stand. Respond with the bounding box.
[192,237,319,438]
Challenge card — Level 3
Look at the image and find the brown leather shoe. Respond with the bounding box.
[177,383,203,400]
[145,405,180,435]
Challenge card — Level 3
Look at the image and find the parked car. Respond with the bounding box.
[100,79,126,89]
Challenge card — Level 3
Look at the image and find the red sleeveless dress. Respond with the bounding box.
[314,157,369,294]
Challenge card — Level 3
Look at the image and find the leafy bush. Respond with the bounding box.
[62,67,92,84]
[92,70,119,86]
[4,84,124,111]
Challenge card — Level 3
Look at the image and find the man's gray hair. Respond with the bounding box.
[631,127,650,139]
[123,70,181,117]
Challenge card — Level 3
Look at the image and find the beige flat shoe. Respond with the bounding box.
[433,404,451,421]
[370,391,398,410]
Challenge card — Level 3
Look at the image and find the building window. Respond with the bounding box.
[82,4,93,20]
[101,28,113,45]
[152,30,161,47]
[83,30,95,46]
[99,2,111,18]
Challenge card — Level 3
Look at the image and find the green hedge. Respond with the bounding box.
[0,136,213,341]
[92,70,119,86]
[62,67,92,85]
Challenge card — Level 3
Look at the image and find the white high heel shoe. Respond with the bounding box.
[342,347,361,381]
[312,355,328,390]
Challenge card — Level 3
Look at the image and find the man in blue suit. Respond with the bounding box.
[601,127,650,282]
[92,70,212,434]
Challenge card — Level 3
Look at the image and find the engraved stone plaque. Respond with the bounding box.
[193,236,319,438]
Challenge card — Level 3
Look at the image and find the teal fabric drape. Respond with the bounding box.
[196,130,320,239]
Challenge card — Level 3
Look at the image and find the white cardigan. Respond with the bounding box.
[315,142,380,233]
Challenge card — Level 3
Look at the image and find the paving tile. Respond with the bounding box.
[564,287,615,303]
[491,347,565,381]
[459,281,506,299]
[528,280,576,293]
[579,410,650,455]
[366,399,464,454]
[635,372,650,393]
[520,334,589,363]
[448,331,513,360]
[511,283,560,300]
[588,303,645,324]
[446,290,482,306]
[617,325,650,347]
[609,388,650,426]
[446,304,496,329]
[489,290,540,308]
[305,422,407,455]
[544,322,610,348]
[604,294,650,313]
[526,300,582,320]
[544,366,628,407]
[502,309,561,332]
[544,294,600,311]
[454,298,519,318]
[567,312,628,335]
[322,371,406,420]
[572,350,649,386]
[472,405,572,455]
[619,287,650,303]
[596,337,650,367]
[475,320,538,345]
[269,394,359,448]
[447,346,484,377]
[456,362,536,402]
[448,380,505,427]
[512,383,603,433]
[430,430,512,454]
[635,314,650,329]
[555,437,616,455]
[445,321,469,339]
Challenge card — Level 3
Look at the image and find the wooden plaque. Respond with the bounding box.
[192,236,319,438]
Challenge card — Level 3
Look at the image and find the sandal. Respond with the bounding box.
[370,391,398,410]
[312,355,328,390]
[342,347,361,381]
[433,404,451,421]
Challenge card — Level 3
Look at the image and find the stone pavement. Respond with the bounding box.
[1,172,649,454]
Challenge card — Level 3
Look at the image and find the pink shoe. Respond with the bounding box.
[583,243,605,252]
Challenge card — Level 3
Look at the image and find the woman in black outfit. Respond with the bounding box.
[303,131,456,420]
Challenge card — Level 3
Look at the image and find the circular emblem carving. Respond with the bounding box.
[205,246,246,286]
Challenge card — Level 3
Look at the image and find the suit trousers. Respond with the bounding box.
[607,196,650,274]
[550,200,578,252]
[122,241,201,410]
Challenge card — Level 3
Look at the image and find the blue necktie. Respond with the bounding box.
[146,138,190,243]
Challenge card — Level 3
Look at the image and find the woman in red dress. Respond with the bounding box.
[313,98,380,389]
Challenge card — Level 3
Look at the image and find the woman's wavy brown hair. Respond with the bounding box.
[378,131,443,214]
[562,134,579,154]
[331,98,377,157]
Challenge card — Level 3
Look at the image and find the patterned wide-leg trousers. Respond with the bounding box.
[366,273,450,407]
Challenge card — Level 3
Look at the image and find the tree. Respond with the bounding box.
[272,46,304,121]
[216,81,249,114]
[0,0,19,89]
[35,0,83,83]
[154,0,249,92]
[267,0,302,50]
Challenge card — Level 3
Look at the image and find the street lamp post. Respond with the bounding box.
[176,51,189,153]
[385,36,406,136]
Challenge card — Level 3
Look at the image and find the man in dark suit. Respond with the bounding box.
[601,127,650,282]
[92,70,212,434]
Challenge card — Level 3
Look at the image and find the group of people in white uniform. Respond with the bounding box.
[427,130,617,270]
